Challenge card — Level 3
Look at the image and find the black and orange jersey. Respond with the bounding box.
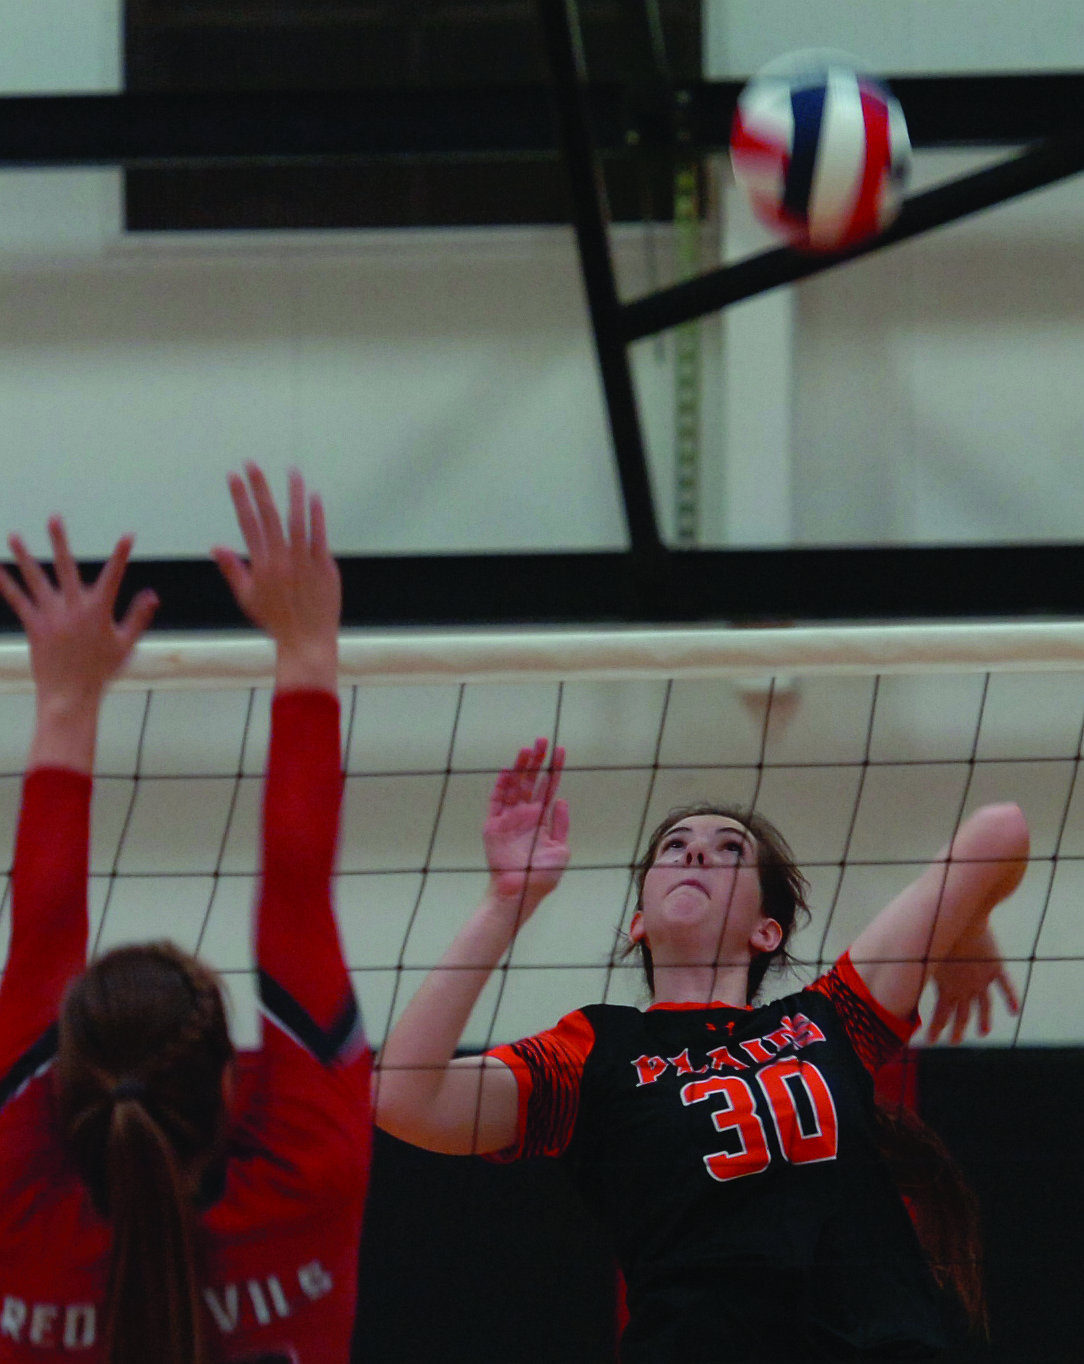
[0,691,370,1363]
[488,958,946,1363]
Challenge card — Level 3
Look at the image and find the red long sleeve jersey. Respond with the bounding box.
[0,691,371,1362]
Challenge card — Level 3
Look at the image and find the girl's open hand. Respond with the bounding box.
[0,518,157,703]
[927,924,1019,1044]
[212,463,340,650]
[484,739,570,917]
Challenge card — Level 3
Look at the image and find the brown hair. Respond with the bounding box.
[627,802,811,1003]
[55,942,234,1364]
[874,1098,988,1335]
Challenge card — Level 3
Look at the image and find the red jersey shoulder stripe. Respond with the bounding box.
[485,1009,595,1163]
[808,952,918,1074]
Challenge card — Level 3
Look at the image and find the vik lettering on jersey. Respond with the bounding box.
[0,1259,333,1355]
[629,1011,839,1182]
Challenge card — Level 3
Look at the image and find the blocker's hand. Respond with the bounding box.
[484,738,570,916]
[212,464,340,692]
[0,517,157,701]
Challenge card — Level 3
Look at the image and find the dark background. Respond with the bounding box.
[353,1047,1084,1363]
[123,0,702,230]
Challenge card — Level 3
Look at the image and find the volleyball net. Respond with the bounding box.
[1,619,1083,1054]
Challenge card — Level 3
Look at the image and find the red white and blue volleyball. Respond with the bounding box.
[729,51,911,252]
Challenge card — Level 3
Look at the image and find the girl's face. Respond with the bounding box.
[632,814,780,968]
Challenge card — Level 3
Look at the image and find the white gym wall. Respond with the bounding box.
[1,3,1083,1054]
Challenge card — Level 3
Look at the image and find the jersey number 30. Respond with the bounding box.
[681,1058,838,1182]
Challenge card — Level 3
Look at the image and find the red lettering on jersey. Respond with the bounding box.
[63,1305,96,1350]
[681,1075,772,1182]
[205,1285,241,1334]
[297,1261,334,1302]
[680,1075,731,1106]
[247,1281,272,1326]
[631,1054,670,1086]
[739,1037,774,1065]
[204,1263,332,1336]
[266,1276,292,1319]
[1,1297,27,1342]
[28,1304,58,1349]
[706,1045,748,1072]
[758,1057,839,1164]
[0,1297,96,1349]
[788,1013,827,1048]
[667,1048,708,1075]
[763,1014,826,1052]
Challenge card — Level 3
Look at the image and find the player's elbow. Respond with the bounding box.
[969,801,1030,892]
[976,801,1029,854]
[371,1066,457,1155]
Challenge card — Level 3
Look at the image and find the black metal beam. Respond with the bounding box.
[3,74,1084,170]
[533,0,664,564]
[1,545,1079,632]
[623,127,1084,340]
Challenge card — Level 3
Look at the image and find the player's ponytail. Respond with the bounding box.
[99,1093,203,1364]
[56,943,234,1364]
[873,1098,988,1336]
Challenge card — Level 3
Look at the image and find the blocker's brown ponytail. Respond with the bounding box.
[56,943,234,1364]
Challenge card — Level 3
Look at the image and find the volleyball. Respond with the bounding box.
[729,51,911,252]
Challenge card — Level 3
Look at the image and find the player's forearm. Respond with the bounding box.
[851,802,1029,1017]
[258,690,353,1034]
[6,765,91,1025]
[27,689,103,774]
[928,803,1030,959]
[273,636,338,695]
[375,890,520,1118]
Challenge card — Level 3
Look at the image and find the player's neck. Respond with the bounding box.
[650,961,749,1008]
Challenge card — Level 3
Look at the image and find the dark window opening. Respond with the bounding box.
[124,1,703,231]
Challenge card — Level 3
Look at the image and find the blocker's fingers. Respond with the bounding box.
[94,534,135,610]
[549,798,570,846]
[228,471,264,559]
[0,563,32,626]
[542,746,566,808]
[309,491,329,557]
[488,768,514,818]
[210,547,251,605]
[8,534,54,604]
[508,744,537,802]
[287,468,306,552]
[245,463,287,555]
[48,517,82,600]
[523,738,549,794]
[117,588,159,650]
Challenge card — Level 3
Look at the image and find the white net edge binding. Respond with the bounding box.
[1,619,1084,690]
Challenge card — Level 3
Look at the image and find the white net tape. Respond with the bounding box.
[4,620,1084,689]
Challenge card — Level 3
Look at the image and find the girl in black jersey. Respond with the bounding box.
[375,739,1028,1362]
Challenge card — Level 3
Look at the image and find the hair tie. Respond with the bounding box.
[111,1077,147,1104]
